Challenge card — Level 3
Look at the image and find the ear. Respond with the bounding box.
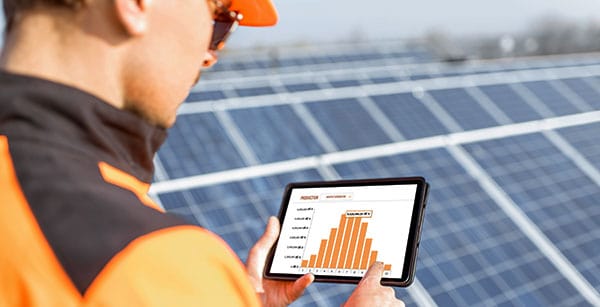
[114,0,152,36]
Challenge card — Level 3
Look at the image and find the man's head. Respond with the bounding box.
[0,0,277,128]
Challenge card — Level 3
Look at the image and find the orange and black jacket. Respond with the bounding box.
[0,71,260,306]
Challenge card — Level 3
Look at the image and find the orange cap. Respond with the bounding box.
[230,0,278,26]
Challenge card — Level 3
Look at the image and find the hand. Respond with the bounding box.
[246,216,314,307]
[344,262,405,307]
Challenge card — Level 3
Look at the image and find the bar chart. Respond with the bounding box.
[300,211,392,273]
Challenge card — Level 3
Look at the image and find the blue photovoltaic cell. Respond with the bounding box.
[478,84,543,123]
[559,122,600,170]
[235,86,276,97]
[185,90,226,102]
[370,93,449,139]
[329,79,361,88]
[409,73,434,80]
[560,78,600,110]
[284,82,321,92]
[464,133,600,291]
[429,88,499,130]
[440,72,464,78]
[306,98,392,150]
[312,56,333,64]
[279,57,309,67]
[522,81,582,116]
[229,105,326,163]
[333,148,588,307]
[158,113,246,178]
[369,76,398,84]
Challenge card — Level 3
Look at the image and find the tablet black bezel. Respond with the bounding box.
[263,177,428,287]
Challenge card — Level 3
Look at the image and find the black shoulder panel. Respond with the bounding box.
[8,138,188,295]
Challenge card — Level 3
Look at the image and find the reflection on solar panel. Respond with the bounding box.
[151,44,600,306]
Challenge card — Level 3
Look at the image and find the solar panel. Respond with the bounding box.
[329,79,362,88]
[369,75,398,84]
[229,105,326,163]
[478,84,543,123]
[185,90,226,102]
[208,42,433,75]
[159,113,246,178]
[370,93,449,139]
[152,47,600,306]
[561,78,600,110]
[235,85,276,97]
[333,148,588,306]
[464,133,600,290]
[559,122,600,169]
[428,88,500,130]
[284,82,321,92]
[522,81,583,116]
[305,98,392,150]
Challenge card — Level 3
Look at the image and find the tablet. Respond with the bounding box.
[264,177,428,287]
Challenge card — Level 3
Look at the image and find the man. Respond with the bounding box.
[0,0,404,306]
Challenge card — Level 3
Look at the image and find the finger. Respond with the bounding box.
[246,217,280,274]
[360,262,384,286]
[287,274,314,302]
[256,216,280,249]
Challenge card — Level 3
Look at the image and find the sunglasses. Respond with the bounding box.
[209,0,243,51]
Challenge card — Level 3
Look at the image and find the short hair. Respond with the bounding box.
[3,0,84,33]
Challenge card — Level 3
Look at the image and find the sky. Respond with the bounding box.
[1,0,600,49]
[227,0,600,48]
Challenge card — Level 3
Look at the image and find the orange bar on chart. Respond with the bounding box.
[315,239,328,268]
[323,228,337,268]
[384,264,392,271]
[369,251,378,268]
[309,255,317,268]
[329,214,347,268]
[360,238,373,270]
[337,217,355,268]
[301,260,308,268]
[344,217,362,268]
[352,222,368,269]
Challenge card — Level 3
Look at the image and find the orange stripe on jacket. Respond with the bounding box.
[0,135,81,306]
[98,161,164,212]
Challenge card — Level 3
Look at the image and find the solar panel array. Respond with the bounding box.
[150,42,600,306]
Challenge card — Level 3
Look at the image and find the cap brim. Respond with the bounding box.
[230,0,278,27]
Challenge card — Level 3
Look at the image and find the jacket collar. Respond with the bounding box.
[0,70,166,183]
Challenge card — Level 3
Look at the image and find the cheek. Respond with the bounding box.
[181,3,213,59]
[189,19,214,66]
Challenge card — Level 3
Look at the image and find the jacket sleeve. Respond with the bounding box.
[81,225,261,307]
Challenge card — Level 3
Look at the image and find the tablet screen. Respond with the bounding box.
[265,178,427,286]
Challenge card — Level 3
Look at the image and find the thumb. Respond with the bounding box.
[256,216,280,250]
[246,217,281,285]
[360,262,384,286]
[286,274,315,302]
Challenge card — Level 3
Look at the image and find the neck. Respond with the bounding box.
[0,10,124,109]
